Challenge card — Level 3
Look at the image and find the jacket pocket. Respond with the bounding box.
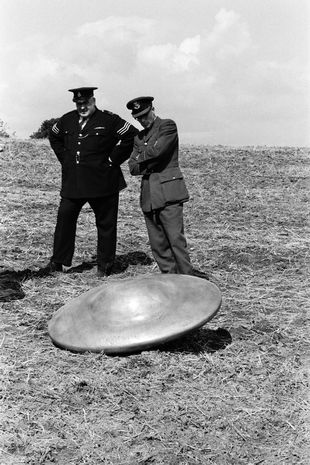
[88,128,106,136]
[158,169,189,204]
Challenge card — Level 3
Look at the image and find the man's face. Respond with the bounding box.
[135,109,156,129]
[75,97,96,119]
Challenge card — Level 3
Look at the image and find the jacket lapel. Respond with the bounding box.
[143,117,161,142]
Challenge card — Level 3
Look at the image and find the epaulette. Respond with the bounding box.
[104,110,115,116]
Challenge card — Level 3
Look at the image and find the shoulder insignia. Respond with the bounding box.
[52,123,60,134]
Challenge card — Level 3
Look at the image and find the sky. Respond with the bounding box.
[0,0,309,146]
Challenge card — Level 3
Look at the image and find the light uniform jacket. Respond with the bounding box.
[128,117,189,212]
[49,108,138,198]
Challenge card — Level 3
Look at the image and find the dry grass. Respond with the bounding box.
[0,139,309,464]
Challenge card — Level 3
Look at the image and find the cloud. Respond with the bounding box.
[0,10,256,136]
[77,16,155,42]
[205,8,252,58]
[0,7,308,145]
[136,8,251,75]
[137,35,201,73]
[0,10,250,92]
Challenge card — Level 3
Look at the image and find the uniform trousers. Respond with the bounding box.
[143,203,193,274]
[52,194,119,271]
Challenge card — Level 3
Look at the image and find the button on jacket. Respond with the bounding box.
[49,108,138,198]
[128,117,189,212]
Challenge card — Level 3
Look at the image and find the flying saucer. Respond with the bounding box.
[48,274,222,354]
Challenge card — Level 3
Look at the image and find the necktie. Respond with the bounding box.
[79,117,88,130]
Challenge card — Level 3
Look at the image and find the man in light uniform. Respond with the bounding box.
[127,96,193,275]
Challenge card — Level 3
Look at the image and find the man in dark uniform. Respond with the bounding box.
[49,87,138,276]
[126,96,193,275]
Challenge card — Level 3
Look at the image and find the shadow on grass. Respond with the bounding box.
[0,251,153,302]
[50,327,232,356]
[67,251,153,274]
[159,327,232,354]
[105,328,232,357]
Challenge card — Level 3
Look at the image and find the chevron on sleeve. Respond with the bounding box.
[117,121,130,135]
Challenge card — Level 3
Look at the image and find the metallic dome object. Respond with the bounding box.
[48,274,222,354]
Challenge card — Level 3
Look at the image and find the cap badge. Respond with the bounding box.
[133,102,140,110]
[77,92,82,97]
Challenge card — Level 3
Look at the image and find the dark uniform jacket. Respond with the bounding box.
[128,117,189,212]
[49,108,138,198]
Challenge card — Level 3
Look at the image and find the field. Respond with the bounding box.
[0,139,309,464]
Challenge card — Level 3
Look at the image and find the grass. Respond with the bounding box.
[0,139,309,464]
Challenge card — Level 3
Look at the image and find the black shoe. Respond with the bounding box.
[97,267,112,277]
[192,269,209,280]
[47,261,64,272]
